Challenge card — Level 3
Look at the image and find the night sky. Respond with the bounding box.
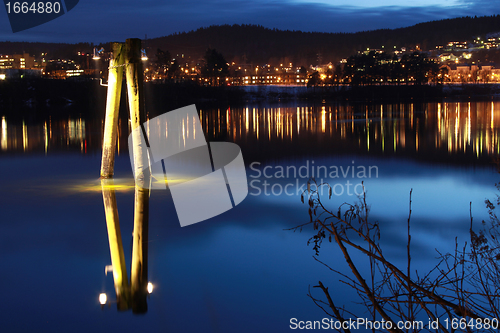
[1,0,499,43]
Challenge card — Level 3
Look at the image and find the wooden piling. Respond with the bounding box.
[125,38,147,181]
[100,38,150,313]
[100,42,125,178]
[101,178,130,311]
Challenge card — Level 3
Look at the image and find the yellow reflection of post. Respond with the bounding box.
[101,42,125,178]
[131,181,150,314]
[125,38,147,180]
[101,178,130,311]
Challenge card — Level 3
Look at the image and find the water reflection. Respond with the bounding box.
[101,178,130,311]
[1,102,500,164]
[0,116,88,154]
[1,105,499,332]
[100,178,150,314]
[199,102,500,163]
[1,116,7,151]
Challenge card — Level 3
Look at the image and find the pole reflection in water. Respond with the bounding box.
[100,177,150,314]
[101,178,130,311]
[1,102,500,164]
[130,178,149,314]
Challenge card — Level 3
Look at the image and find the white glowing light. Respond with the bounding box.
[147,282,153,294]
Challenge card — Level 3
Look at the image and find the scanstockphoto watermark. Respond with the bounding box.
[248,160,378,197]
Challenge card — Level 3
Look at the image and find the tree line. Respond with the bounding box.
[308,51,447,86]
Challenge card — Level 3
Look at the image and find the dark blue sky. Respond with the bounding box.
[1,0,499,43]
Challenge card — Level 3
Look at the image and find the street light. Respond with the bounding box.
[93,47,104,60]
[141,49,148,61]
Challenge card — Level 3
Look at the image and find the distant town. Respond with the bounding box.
[3,33,500,86]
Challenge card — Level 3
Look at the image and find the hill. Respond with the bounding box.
[0,41,94,59]
[145,15,500,66]
[2,15,500,66]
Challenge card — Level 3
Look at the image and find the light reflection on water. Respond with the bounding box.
[198,102,500,159]
[1,101,500,162]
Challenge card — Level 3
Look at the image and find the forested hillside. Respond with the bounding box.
[2,15,500,66]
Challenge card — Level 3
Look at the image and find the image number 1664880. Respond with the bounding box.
[5,2,61,14]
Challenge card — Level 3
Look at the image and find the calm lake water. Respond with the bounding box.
[1,100,499,332]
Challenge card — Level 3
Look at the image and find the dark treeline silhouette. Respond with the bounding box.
[150,48,180,80]
[472,48,500,64]
[146,15,500,66]
[0,41,95,59]
[311,51,443,86]
[3,15,500,65]
[201,48,229,86]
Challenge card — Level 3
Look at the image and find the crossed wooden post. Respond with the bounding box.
[99,38,149,314]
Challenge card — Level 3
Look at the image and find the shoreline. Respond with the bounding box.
[2,79,500,118]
